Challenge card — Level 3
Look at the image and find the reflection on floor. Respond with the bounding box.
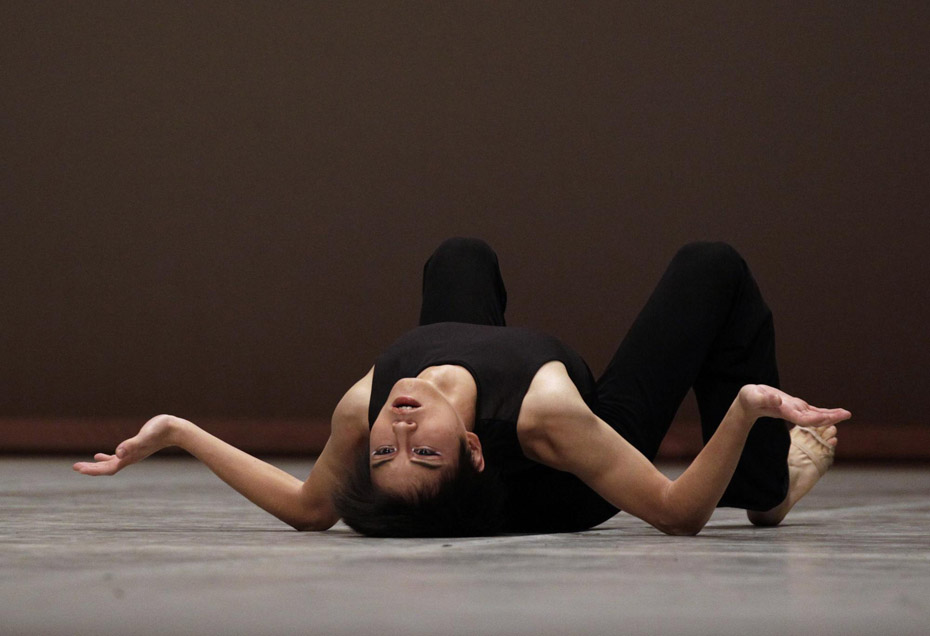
[2,457,929,635]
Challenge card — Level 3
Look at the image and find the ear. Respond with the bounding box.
[464,431,485,472]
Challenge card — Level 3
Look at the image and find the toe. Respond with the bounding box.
[816,424,838,441]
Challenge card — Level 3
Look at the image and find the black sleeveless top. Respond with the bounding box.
[368,322,618,533]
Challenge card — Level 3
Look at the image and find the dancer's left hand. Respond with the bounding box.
[737,384,851,427]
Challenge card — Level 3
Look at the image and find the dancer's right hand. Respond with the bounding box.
[72,414,187,476]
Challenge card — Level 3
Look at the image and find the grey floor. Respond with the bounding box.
[2,458,929,636]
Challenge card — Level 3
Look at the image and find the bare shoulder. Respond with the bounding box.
[298,367,373,530]
[520,361,592,421]
[330,366,373,442]
[516,361,597,462]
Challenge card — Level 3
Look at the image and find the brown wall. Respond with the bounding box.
[2,3,928,453]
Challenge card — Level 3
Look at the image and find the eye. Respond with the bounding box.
[412,448,439,456]
[372,446,395,456]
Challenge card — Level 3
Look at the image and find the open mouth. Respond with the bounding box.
[392,396,422,410]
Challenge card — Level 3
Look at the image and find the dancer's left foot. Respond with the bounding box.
[747,424,838,527]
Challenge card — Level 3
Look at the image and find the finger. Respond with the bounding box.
[73,458,119,476]
[94,453,114,461]
[800,411,840,424]
[805,404,851,418]
[115,439,138,459]
[86,462,117,476]
[73,461,96,475]
[73,461,101,475]
[786,411,830,427]
[806,411,850,426]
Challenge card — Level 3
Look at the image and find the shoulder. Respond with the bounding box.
[516,361,597,464]
[331,367,373,442]
[297,368,373,530]
[520,361,591,419]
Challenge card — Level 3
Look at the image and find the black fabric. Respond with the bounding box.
[368,237,790,533]
[369,323,595,427]
[368,322,615,533]
[418,236,508,327]
[595,242,790,510]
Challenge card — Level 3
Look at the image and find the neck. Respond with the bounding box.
[417,365,477,431]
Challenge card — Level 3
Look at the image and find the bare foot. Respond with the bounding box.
[747,424,838,527]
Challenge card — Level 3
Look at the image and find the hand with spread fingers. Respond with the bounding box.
[737,384,851,429]
[72,414,184,476]
[736,384,851,527]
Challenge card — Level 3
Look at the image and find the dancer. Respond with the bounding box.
[74,238,849,536]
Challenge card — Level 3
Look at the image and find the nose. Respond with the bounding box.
[392,420,417,433]
[391,419,416,451]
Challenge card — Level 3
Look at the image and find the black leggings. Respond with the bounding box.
[420,237,789,511]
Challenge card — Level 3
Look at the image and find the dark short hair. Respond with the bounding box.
[335,440,506,537]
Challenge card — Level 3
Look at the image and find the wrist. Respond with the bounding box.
[732,388,759,426]
[166,416,195,449]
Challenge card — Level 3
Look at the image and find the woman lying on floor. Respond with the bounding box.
[74,238,850,536]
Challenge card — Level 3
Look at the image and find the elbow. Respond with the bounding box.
[287,491,340,531]
[289,518,334,532]
[289,520,314,532]
[653,510,705,535]
[658,519,704,536]
[656,483,708,536]
[288,509,338,532]
[290,522,321,532]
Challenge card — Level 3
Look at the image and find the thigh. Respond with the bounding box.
[419,237,508,327]
[594,242,785,466]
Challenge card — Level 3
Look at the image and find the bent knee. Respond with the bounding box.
[428,237,500,267]
[433,236,496,256]
[674,241,743,266]
[673,241,747,284]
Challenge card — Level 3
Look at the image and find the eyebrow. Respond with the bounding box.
[371,458,443,470]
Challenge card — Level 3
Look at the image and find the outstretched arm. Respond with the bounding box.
[519,364,850,535]
[656,384,849,533]
[73,369,372,531]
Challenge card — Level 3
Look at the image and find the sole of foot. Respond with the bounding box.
[747,424,837,527]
